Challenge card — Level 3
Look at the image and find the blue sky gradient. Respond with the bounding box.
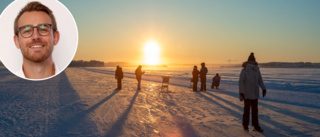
[1,0,319,64]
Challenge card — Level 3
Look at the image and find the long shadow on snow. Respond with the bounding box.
[0,67,12,76]
[81,68,315,135]
[204,91,309,136]
[82,68,320,122]
[86,66,320,111]
[161,93,199,137]
[104,90,140,137]
[196,92,281,136]
[0,70,67,127]
[0,71,99,136]
[0,69,52,136]
[46,72,120,137]
[0,75,25,112]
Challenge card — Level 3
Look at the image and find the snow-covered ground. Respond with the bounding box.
[0,67,319,137]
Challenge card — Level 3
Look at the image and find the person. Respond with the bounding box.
[13,1,60,79]
[192,66,200,91]
[211,73,221,89]
[239,52,267,132]
[199,62,208,91]
[135,65,145,90]
[115,65,123,90]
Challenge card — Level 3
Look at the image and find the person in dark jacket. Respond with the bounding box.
[192,66,200,91]
[115,65,123,90]
[200,62,208,91]
[135,65,145,90]
[239,52,266,132]
[211,73,221,89]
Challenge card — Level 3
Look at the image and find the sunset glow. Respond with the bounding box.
[41,1,320,64]
[144,40,160,65]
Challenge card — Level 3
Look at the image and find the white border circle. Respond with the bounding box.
[0,0,78,81]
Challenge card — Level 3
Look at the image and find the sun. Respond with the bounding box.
[144,40,160,65]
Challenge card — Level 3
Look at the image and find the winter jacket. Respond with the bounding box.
[192,69,200,82]
[239,62,266,99]
[212,76,220,86]
[200,67,208,79]
[115,68,123,79]
[135,68,143,80]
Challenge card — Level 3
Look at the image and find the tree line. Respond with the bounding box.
[68,60,104,67]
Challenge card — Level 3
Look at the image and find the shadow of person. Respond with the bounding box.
[104,90,140,136]
[46,73,120,137]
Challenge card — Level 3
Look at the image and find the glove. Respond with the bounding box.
[263,89,266,97]
[239,93,245,101]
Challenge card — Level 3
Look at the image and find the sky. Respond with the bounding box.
[1,0,319,65]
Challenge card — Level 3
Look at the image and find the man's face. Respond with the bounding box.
[14,11,59,63]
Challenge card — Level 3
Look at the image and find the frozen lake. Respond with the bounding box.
[0,67,319,136]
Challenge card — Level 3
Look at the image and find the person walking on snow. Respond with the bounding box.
[135,65,145,90]
[239,52,266,132]
[192,66,200,91]
[115,65,123,90]
[200,62,208,91]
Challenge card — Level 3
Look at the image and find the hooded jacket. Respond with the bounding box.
[115,67,123,79]
[239,62,266,99]
[135,67,143,80]
[200,67,208,78]
[192,68,200,82]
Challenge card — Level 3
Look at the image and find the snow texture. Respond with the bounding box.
[0,67,319,137]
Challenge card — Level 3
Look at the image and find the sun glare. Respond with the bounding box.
[144,40,160,65]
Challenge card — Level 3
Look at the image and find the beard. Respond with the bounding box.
[20,40,54,63]
[24,50,52,63]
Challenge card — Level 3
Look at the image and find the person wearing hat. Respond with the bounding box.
[115,65,124,90]
[192,65,200,91]
[200,62,208,91]
[239,52,266,132]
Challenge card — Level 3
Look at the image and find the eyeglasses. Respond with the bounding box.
[18,24,53,38]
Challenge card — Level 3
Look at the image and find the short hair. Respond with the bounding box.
[14,1,57,36]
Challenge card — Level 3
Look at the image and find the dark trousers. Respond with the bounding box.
[117,79,122,89]
[193,81,198,91]
[243,99,260,129]
[137,79,141,90]
[200,77,206,91]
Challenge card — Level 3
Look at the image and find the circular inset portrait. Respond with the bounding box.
[0,0,78,81]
